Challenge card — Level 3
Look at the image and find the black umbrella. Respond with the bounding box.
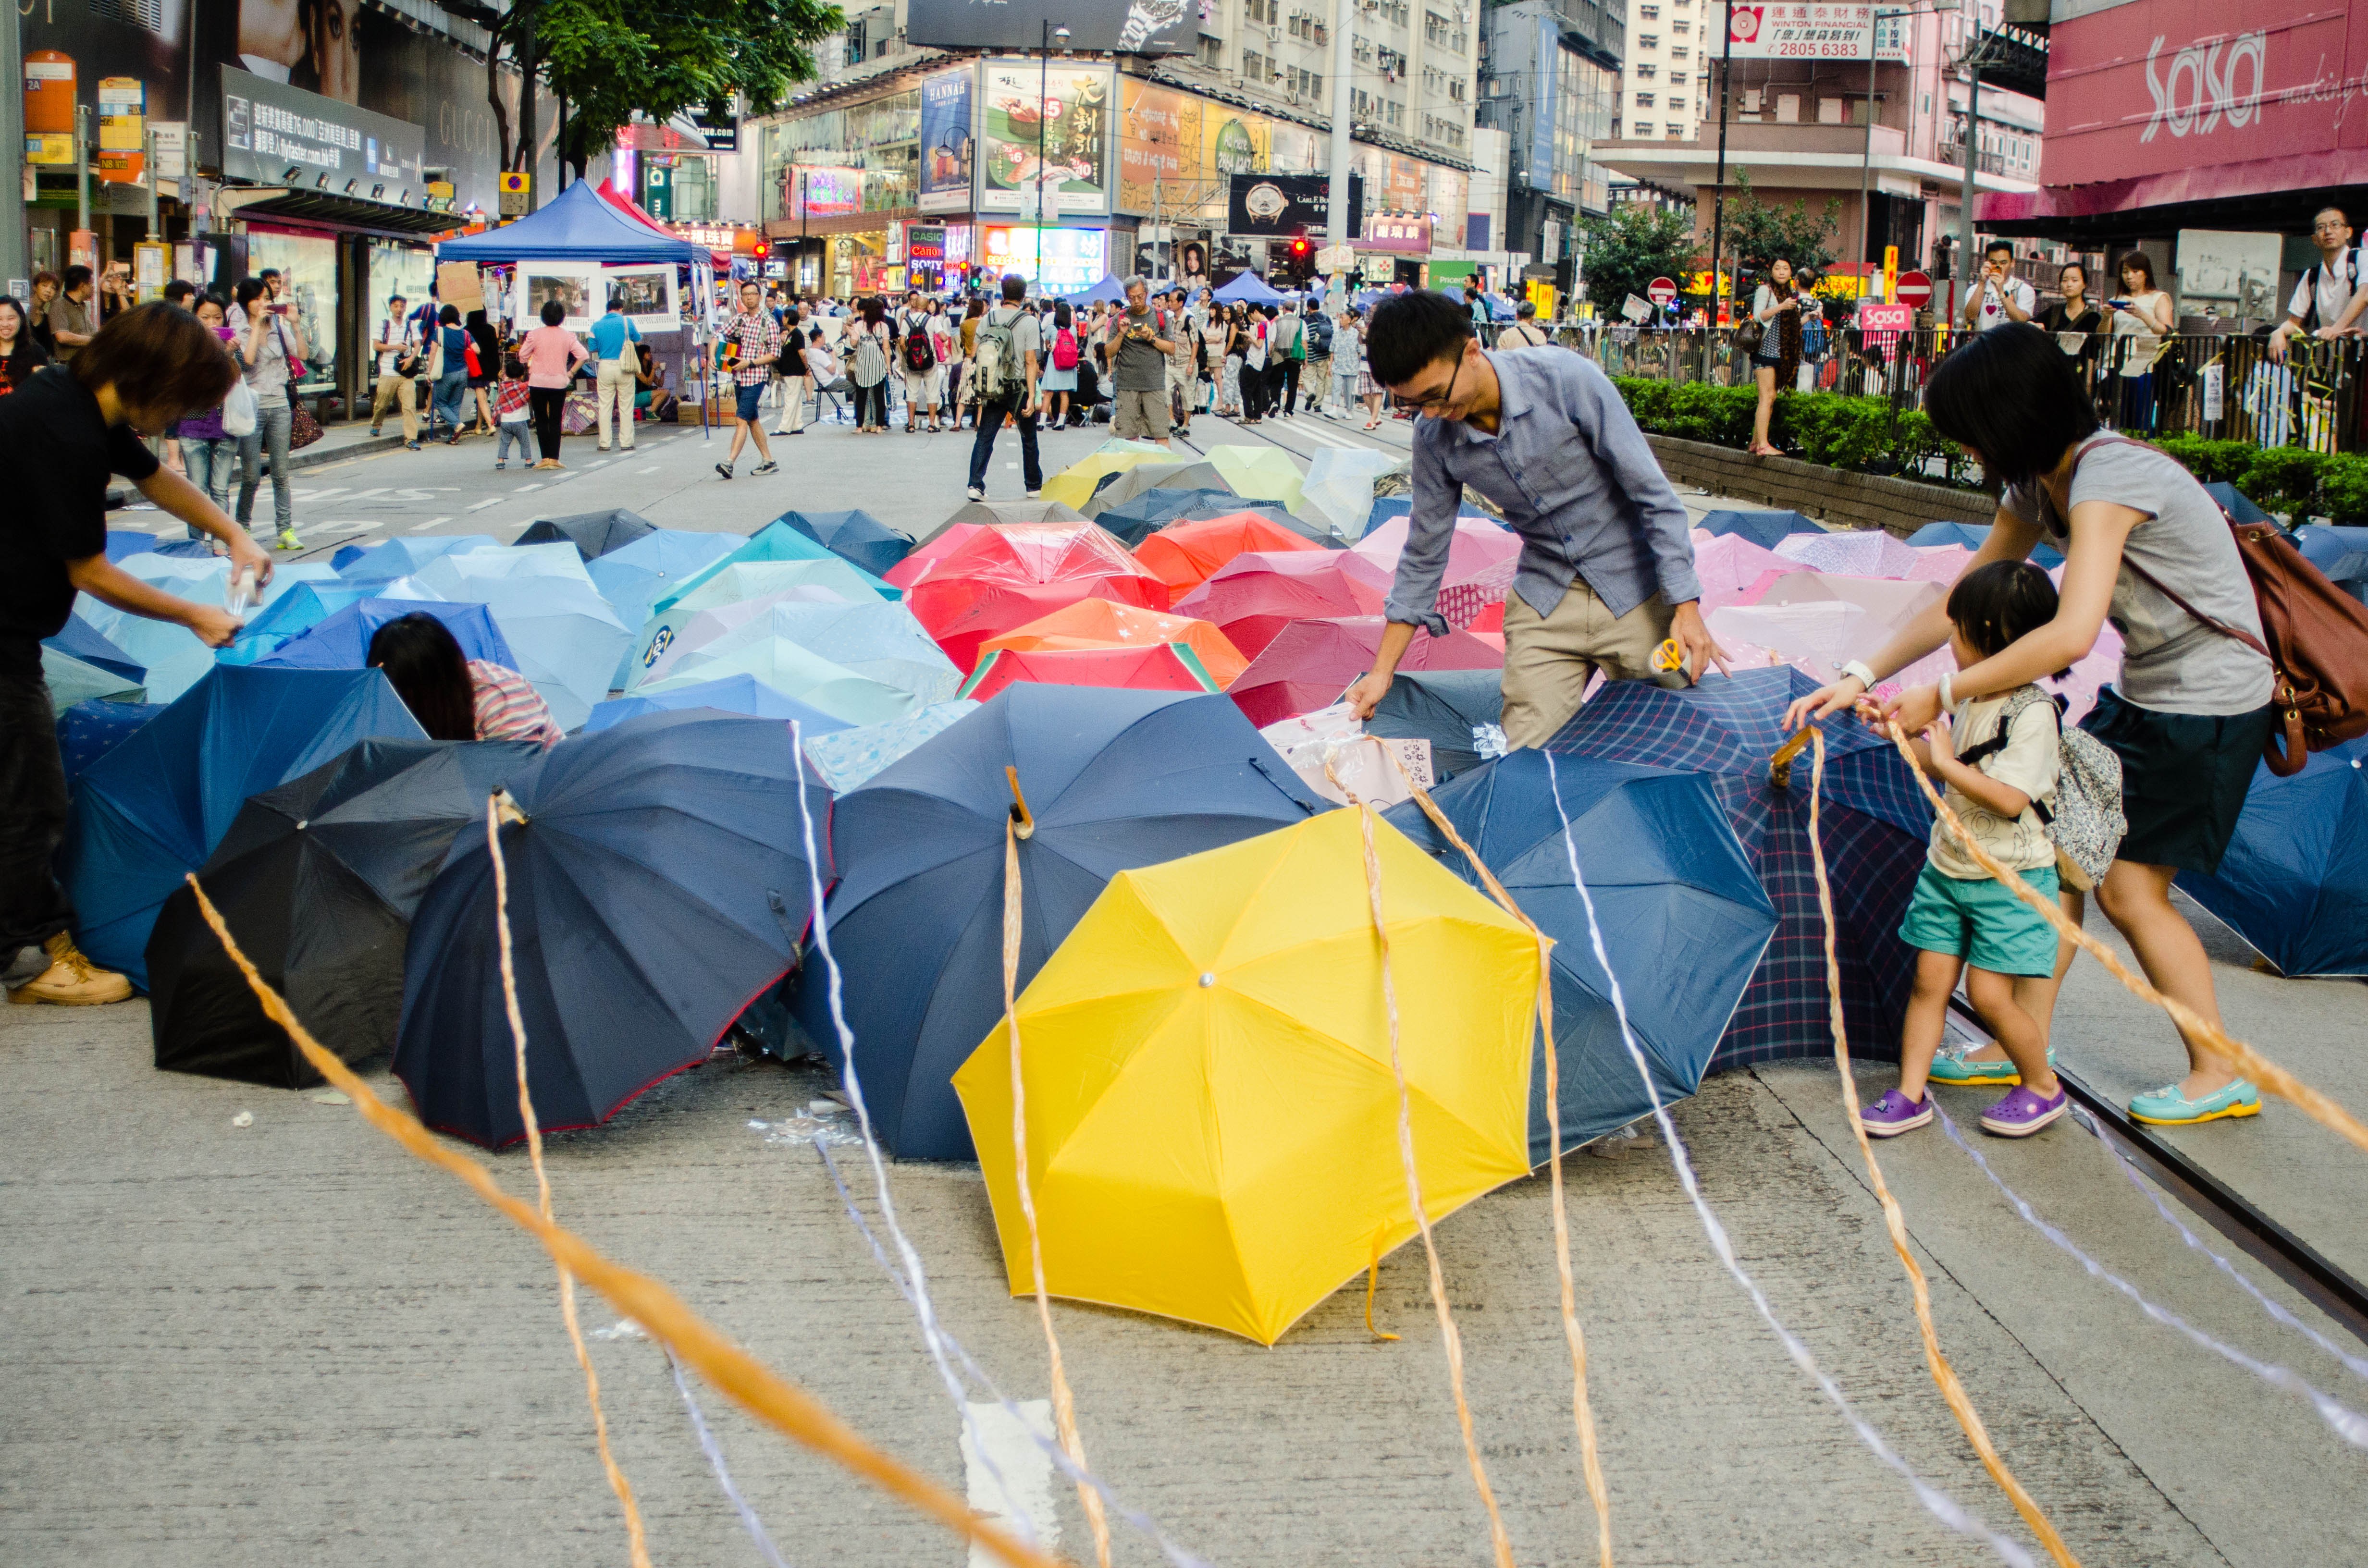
[147,738,544,1088]
[1365,669,1504,780]
[514,508,660,560]
[394,711,829,1148]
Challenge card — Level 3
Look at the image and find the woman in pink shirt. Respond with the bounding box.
[518,297,590,469]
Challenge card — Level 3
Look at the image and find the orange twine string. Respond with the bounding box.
[1880,721,2368,1157]
[1000,811,1113,1568]
[1800,733,2079,1568]
[184,873,1068,1568]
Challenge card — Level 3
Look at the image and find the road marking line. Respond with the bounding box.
[959,1400,1057,1568]
[516,483,544,492]
[635,465,659,474]
[344,487,391,502]
[466,497,506,511]
[293,487,349,502]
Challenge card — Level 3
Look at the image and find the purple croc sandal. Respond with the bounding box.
[1980,1084,2069,1138]
[1860,1089,1933,1138]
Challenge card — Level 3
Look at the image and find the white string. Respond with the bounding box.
[786,721,1036,1547]
[1538,751,2041,1568]
[1934,1098,2368,1450]
[811,1139,1217,1568]
[666,1349,796,1568]
[2088,1117,2368,1384]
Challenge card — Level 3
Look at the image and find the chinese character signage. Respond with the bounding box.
[979,60,1112,216]
[220,64,426,188]
[1361,215,1432,254]
[1724,3,1909,62]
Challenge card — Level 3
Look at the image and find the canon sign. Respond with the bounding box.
[2141,27,2266,143]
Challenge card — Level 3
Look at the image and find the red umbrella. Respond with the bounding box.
[906,523,1166,674]
[1135,512,1324,607]
[1229,615,1502,728]
[884,523,986,590]
[959,643,1221,702]
[1172,550,1392,660]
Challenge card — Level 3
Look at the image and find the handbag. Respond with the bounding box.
[289,398,323,450]
[2080,437,2368,775]
[221,379,259,439]
[1732,313,1765,355]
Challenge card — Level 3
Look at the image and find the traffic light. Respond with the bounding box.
[1286,233,1314,283]
[752,238,771,261]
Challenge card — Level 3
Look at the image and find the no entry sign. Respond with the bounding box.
[1647,275,1677,306]
[1895,270,1932,310]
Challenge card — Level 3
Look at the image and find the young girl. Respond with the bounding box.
[1860,561,2069,1140]
[492,347,533,470]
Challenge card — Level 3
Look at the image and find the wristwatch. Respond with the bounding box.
[1838,659,1878,691]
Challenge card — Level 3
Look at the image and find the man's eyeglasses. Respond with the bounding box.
[1397,353,1463,417]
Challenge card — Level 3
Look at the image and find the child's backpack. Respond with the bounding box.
[1052,326,1080,371]
[1957,687,2125,890]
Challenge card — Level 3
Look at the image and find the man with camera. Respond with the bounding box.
[369,294,423,448]
[1961,241,2035,333]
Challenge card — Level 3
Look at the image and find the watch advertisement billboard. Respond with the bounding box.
[905,0,1192,55]
[1226,172,1362,240]
[978,61,1112,216]
[919,67,977,214]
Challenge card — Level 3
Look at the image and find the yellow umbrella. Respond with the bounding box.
[952,808,1540,1345]
[1205,443,1307,514]
[1039,450,1176,511]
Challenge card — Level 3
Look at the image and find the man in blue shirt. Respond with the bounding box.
[588,297,642,452]
[1346,290,1727,747]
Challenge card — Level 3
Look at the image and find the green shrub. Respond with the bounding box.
[2313,454,2368,526]
[2240,447,2328,518]
[2151,436,2257,484]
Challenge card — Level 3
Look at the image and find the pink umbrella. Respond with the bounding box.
[1172,551,1392,659]
[885,524,987,590]
[1693,533,1794,611]
[1351,514,1520,578]
[1906,543,1975,585]
[1772,528,1920,578]
[1228,615,1502,729]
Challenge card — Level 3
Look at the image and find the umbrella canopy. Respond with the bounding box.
[56,698,164,787]
[146,738,543,1087]
[654,519,903,615]
[1545,665,1930,1066]
[1350,514,1521,628]
[1093,486,1243,549]
[1385,752,1777,1162]
[980,599,1249,689]
[802,686,1329,1160]
[1771,527,1918,578]
[76,555,232,705]
[395,710,827,1148]
[435,179,704,263]
[395,574,630,733]
[105,529,163,563]
[906,522,1168,674]
[218,582,387,667]
[1365,668,1504,780]
[584,529,744,684]
[1137,513,1325,605]
[2202,481,2272,525]
[1907,520,2065,569]
[58,665,427,988]
[641,633,946,727]
[44,615,144,686]
[254,599,518,673]
[1080,461,1233,523]
[950,805,1536,1345]
[937,499,1090,529]
[413,541,595,592]
[802,700,979,793]
[1230,615,1502,729]
[41,647,143,712]
[777,508,914,579]
[1296,447,1401,541]
[2294,524,2368,604]
[1697,509,1823,549]
[2176,737,2368,977]
[1905,543,1977,586]
[1204,444,1306,514]
[631,564,878,687]
[1692,533,1795,612]
[1212,270,1285,305]
[959,643,1219,702]
[336,534,500,580]
[514,509,660,560]
[1041,449,1180,511]
[650,600,963,712]
[629,585,854,687]
[581,674,854,737]
[886,524,987,589]
[1173,550,1393,658]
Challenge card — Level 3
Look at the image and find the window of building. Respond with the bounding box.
[1634,92,1654,108]
[1423,11,1466,53]
[1244,48,1269,81]
[1671,46,1688,59]
[1665,125,1683,139]
[1200,35,1225,67]
[1640,3,1659,15]
[1636,62,1656,78]
[1372,0,1409,25]
[1631,121,1652,136]
[1246,0,1279,24]
[1638,34,1657,49]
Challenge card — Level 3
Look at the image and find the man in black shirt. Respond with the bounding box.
[0,302,267,1005]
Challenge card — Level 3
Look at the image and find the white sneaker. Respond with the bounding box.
[966,484,987,501]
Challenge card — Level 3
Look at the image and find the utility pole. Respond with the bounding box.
[520,5,539,212]
[77,102,93,240]
[1327,0,1357,298]
[1956,29,1985,331]
[1706,1,1736,376]
[0,0,26,291]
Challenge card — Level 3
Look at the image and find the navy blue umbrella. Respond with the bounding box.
[515,508,660,560]
[254,600,518,672]
[1545,666,1930,1066]
[1386,751,1777,1159]
[148,738,544,1087]
[2201,482,2271,526]
[395,710,830,1148]
[44,614,145,686]
[1095,487,1243,549]
[2294,523,2368,604]
[777,508,914,579]
[803,686,1330,1160]
[1366,669,1504,780]
[1697,509,1823,549]
[2176,737,2368,977]
[56,698,165,788]
[1907,520,2064,570]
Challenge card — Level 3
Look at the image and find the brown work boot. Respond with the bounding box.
[6,932,134,1006]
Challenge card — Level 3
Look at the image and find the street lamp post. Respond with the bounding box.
[1036,19,1072,291]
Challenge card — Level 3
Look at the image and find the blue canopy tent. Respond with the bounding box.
[434,181,703,264]
[1213,271,1284,305]
[1067,274,1128,304]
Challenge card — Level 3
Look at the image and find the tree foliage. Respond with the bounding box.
[1721,169,1843,275]
[1577,203,1699,316]
[481,0,844,180]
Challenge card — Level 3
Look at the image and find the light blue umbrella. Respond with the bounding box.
[585,529,743,685]
[1296,446,1401,541]
[654,600,960,709]
[44,615,144,685]
[254,600,518,673]
[580,673,854,736]
[639,635,937,727]
[630,560,887,686]
[412,541,596,594]
[1214,271,1283,305]
[630,585,864,690]
[218,582,404,667]
[77,554,232,705]
[40,646,144,712]
[334,534,499,578]
[801,700,979,793]
[389,574,629,731]
[653,519,902,616]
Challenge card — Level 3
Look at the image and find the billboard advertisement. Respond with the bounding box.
[1227,172,1362,240]
[1203,107,1269,182]
[905,0,1192,55]
[1117,79,1196,215]
[980,224,1110,294]
[1721,3,1910,62]
[978,61,1112,216]
[220,66,427,188]
[919,66,977,214]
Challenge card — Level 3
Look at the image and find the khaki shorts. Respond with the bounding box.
[1499,580,1677,748]
[1112,388,1172,442]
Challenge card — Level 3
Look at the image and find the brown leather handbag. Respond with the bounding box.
[2080,436,2368,775]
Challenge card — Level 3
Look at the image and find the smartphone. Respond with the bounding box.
[2108,297,2133,309]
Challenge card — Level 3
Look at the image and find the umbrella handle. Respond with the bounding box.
[1768,726,1814,789]
[1004,765,1035,840]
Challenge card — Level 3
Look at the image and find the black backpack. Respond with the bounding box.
[903,328,937,374]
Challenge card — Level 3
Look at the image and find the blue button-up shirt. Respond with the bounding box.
[1384,349,1701,635]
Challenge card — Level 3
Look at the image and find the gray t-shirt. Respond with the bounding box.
[2001,434,2274,715]
[1111,306,1169,392]
[242,313,298,395]
[985,304,1040,374]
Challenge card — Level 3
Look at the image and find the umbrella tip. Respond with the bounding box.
[492,788,530,828]
[1769,726,1815,789]
[1004,766,1035,840]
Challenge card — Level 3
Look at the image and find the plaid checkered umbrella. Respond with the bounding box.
[1544,666,1932,1067]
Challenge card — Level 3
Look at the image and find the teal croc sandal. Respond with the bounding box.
[1930,1045,2056,1086]
[2129,1079,2261,1126]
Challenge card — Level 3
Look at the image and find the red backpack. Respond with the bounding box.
[1052,326,1080,371]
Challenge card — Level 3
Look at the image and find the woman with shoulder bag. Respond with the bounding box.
[231,276,304,550]
[1787,324,2285,1129]
[1745,258,1802,456]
